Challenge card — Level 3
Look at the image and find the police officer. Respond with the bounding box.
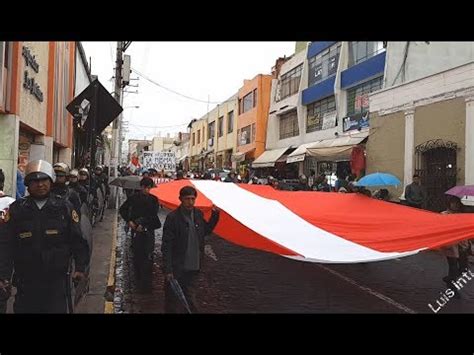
[68,169,88,206]
[51,163,82,214]
[119,177,161,292]
[93,165,110,198]
[0,160,89,313]
[78,168,90,191]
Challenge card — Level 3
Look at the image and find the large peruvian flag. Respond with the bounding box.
[151,180,474,264]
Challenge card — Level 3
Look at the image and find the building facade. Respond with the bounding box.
[189,117,208,171]
[206,93,238,170]
[368,41,474,211]
[0,41,76,196]
[260,41,387,183]
[234,74,273,175]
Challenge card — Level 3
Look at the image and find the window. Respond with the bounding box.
[306,96,336,133]
[0,42,5,109]
[218,116,223,137]
[349,41,385,66]
[227,110,234,133]
[252,123,256,143]
[346,76,383,116]
[242,92,254,113]
[0,42,10,110]
[253,89,257,108]
[279,64,302,101]
[239,125,251,145]
[279,110,299,140]
[308,43,341,87]
[208,121,215,140]
[192,132,195,146]
[197,129,200,144]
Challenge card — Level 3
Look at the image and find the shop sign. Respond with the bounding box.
[343,111,369,132]
[22,46,44,102]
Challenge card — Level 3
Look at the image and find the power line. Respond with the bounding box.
[127,122,188,129]
[131,68,237,106]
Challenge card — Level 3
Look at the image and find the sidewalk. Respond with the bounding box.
[75,208,117,313]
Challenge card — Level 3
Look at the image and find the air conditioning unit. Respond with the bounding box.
[208,138,214,146]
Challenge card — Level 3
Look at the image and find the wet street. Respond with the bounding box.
[118,208,474,314]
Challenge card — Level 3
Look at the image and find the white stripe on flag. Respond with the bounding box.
[192,181,422,263]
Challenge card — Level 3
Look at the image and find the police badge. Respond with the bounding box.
[72,210,79,223]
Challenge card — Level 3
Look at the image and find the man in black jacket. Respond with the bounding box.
[119,177,161,292]
[161,186,219,313]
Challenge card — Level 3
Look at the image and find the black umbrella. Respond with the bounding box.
[169,278,192,314]
[109,175,142,190]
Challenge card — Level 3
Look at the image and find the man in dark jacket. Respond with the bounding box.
[294,175,311,191]
[161,186,219,313]
[404,174,426,209]
[119,177,161,292]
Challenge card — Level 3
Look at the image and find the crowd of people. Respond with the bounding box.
[1,159,472,313]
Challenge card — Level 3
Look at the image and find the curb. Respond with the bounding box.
[104,210,118,313]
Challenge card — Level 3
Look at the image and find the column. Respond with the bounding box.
[0,114,20,196]
[402,109,415,198]
[465,95,474,185]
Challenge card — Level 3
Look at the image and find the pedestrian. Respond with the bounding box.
[176,170,185,180]
[16,159,26,200]
[404,174,426,209]
[335,174,349,193]
[224,171,238,183]
[119,177,161,292]
[0,160,89,313]
[161,186,220,313]
[294,175,311,191]
[308,169,316,190]
[0,169,15,313]
[316,175,331,192]
[440,195,471,298]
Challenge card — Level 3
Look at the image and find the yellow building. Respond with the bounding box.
[207,94,238,169]
[189,117,208,171]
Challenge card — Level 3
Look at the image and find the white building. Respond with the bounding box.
[258,41,386,183]
[368,41,474,210]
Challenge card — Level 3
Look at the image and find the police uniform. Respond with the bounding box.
[51,183,82,214]
[0,161,89,313]
[69,181,88,206]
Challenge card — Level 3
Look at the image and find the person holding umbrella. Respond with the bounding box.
[440,195,471,297]
[161,186,220,313]
[119,177,162,292]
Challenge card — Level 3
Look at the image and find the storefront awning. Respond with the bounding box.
[231,152,246,162]
[232,147,255,162]
[252,147,290,168]
[286,131,369,163]
[287,142,316,164]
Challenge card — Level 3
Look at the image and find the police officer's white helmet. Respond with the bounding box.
[69,169,79,178]
[53,162,70,176]
[24,160,56,186]
[79,168,89,176]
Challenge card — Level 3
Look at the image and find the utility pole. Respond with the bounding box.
[110,41,132,208]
